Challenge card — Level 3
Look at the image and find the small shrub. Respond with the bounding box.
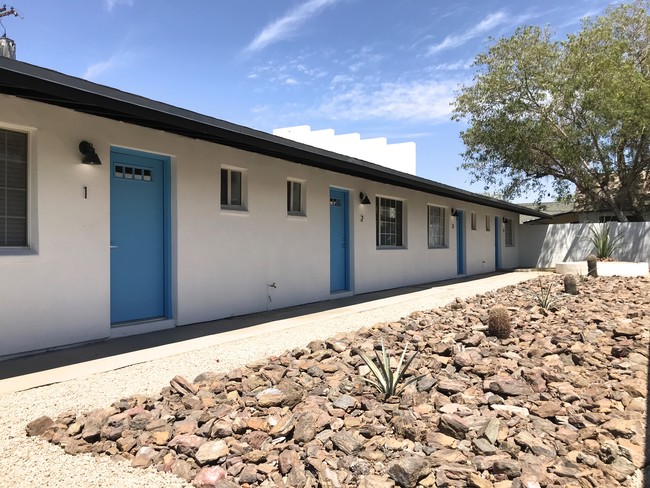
[586,223,625,260]
[357,339,420,399]
[563,274,578,295]
[488,305,511,339]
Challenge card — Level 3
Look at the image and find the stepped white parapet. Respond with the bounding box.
[273,125,416,175]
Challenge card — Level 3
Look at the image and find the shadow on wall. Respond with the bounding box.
[520,223,650,268]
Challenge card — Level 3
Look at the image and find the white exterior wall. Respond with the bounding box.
[0,94,522,357]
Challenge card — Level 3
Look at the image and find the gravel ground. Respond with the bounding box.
[0,272,546,488]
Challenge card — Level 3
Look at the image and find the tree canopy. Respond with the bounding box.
[452,1,650,221]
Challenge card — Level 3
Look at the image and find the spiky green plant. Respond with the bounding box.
[357,339,420,399]
[533,277,559,310]
[586,224,625,260]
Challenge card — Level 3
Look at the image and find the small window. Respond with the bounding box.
[376,197,405,248]
[0,128,28,247]
[471,211,477,231]
[504,218,514,246]
[485,214,491,231]
[220,167,245,210]
[287,180,305,216]
[427,205,447,248]
[114,164,153,182]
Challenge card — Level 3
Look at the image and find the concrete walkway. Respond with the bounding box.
[0,270,546,395]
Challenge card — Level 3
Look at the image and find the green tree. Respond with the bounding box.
[452,1,650,221]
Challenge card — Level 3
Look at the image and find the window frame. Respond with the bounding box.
[220,166,247,211]
[0,127,28,248]
[504,218,515,247]
[427,205,447,249]
[376,196,406,249]
[287,178,306,216]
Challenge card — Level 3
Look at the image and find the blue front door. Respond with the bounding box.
[330,188,349,292]
[110,149,168,324]
[494,215,501,269]
[456,210,465,275]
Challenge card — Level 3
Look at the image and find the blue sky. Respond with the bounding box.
[4,0,618,200]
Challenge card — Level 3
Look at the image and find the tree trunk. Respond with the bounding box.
[601,187,628,222]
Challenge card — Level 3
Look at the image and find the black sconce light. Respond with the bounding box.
[359,192,371,205]
[502,217,509,224]
[79,140,102,165]
[450,208,458,217]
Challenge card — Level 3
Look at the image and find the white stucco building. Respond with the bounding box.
[0,57,547,359]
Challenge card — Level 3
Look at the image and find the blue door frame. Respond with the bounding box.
[456,210,465,275]
[494,215,501,270]
[110,147,171,324]
[330,188,350,292]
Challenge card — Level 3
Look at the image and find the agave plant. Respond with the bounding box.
[586,223,625,260]
[357,339,420,399]
[533,277,559,310]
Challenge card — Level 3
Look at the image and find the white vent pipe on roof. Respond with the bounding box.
[0,35,15,59]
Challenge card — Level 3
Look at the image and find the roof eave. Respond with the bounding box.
[0,57,549,219]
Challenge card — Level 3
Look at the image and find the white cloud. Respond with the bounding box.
[430,59,472,71]
[330,74,354,86]
[428,11,509,55]
[247,54,328,86]
[105,0,133,12]
[345,45,383,72]
[558,8,602,28]
[83,51,135,80]
[318,79,461,123]
[244,0,341,53]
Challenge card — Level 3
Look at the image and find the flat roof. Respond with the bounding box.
[0,57,548,218]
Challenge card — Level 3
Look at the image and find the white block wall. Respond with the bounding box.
[519,222,650,268]
[273,125,417,175]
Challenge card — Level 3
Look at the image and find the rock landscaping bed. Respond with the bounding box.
[27,275,649,487]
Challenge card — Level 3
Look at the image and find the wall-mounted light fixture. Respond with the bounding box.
[78,140,102,165]
[450,208,458,217]
[502,217,509,224]
[359,192,371,205]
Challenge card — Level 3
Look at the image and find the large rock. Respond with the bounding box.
[195,440,229,466]
[331,431,362,455]
[439,414,470,439]
[81,408,113,441]
[293,411,319,443]
[193,466,227,487]
[486,378,534,396]
[514,431,557,458]
[26,416,56,437]
[256,379,304,407]
[170,375,198,395]
[387,456,431,487]
[169,434,207,457]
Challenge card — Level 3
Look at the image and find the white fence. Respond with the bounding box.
[519,222,650,269]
